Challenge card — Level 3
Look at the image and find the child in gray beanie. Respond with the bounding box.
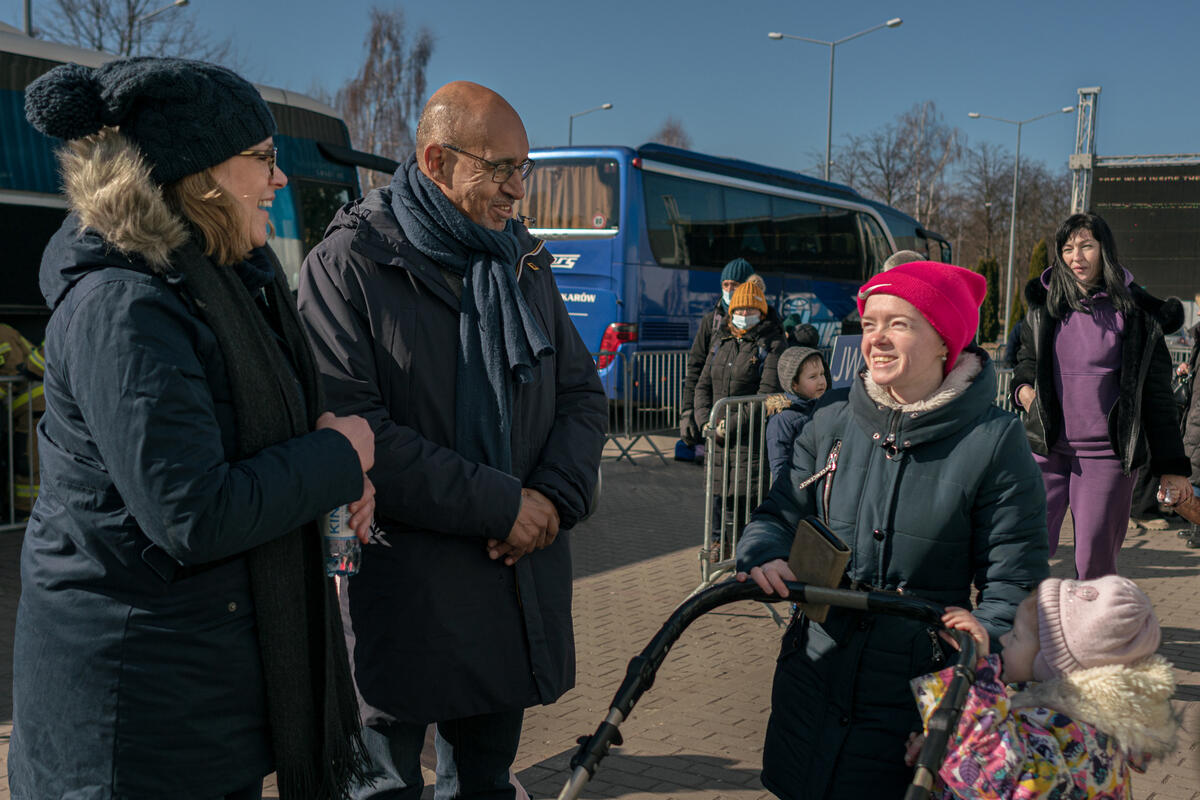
[907,575,1177,798]
[764,346,828,482]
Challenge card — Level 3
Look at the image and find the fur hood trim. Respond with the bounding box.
[59,128,189,271]
[864,351,984,413]
[1023,275,1184,335]
[1012,654,1178,759]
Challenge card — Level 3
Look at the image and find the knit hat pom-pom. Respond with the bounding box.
[25,63,107,140]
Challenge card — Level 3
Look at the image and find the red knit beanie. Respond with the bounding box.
[856,261,987,374]
[1032,576,1161,681]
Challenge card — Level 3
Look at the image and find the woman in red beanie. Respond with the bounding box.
[1014,212,1189,579]
[736,260,1050,800]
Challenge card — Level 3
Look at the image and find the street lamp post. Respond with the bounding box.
[568,103,613,146]
[768,17,902,181]
[968,105,1074,335]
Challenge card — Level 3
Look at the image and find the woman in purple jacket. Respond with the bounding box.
[1013,212,1190,579]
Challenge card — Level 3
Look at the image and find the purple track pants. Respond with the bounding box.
[1035,448,1137,579]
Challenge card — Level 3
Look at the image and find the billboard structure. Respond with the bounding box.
[1090,158,1200,302]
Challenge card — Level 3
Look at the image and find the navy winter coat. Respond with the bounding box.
[765,394,818,481]
[11,212,362,796]
[737,351,1049,800]
[297,190,606,724]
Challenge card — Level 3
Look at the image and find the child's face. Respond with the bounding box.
[999,596,1039,683]
[792,357,828,400]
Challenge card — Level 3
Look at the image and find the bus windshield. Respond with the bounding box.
[518,157,620,232]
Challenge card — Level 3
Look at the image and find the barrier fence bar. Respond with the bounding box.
[994,367,1015,413]
[593,348,689,465]
[697,394,770,583]
[2,374,37,534]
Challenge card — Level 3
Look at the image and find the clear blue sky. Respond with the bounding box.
[5,0,1197,176]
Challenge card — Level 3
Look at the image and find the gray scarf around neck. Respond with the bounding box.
[389,153,554,473]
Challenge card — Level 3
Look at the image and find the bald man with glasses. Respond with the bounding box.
[297,81,605,799]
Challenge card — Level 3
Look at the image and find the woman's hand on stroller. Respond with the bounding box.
[735,558,796,598]
[939,607,990,658]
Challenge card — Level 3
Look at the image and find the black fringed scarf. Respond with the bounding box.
[170,239,367,799]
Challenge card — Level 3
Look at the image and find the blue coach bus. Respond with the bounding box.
[0,26,395,340]
[516,142,949,371]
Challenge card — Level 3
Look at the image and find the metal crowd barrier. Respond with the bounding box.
[593,348,689,465]
[692,392,785,623]
[1169,345,1190,371]
[2,374,39,534]
[696,394,770,577]
[994,367,1015,413]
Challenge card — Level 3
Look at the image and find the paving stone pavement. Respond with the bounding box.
[2,435,1199,799]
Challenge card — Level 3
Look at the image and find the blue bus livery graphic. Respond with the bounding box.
[517,143,950,397]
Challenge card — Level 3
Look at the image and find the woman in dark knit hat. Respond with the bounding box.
[736,261,1049,800]
[12,58,374,799]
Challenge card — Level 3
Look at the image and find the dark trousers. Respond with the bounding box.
[219,783,263,800]
[352,710,524,800]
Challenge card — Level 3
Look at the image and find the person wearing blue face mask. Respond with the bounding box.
[693,279,787,555]
[680,258,756,448]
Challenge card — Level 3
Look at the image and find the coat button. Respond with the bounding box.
[872,432,881,440]
[839,715,851,726]
[227,601,238,612]
[873,529,884,541]
[858,618,871,630]
[903,440,911,447]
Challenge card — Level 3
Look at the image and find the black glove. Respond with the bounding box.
[679,410,700,446]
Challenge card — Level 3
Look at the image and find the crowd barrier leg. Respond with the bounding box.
[690,394,786,626]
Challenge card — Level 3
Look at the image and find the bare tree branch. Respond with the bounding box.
[650,116,692,150]
[336,5,434,191]
[38,0,238,65]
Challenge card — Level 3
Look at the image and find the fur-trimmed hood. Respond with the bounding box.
[1023,274,1184,336]
[864,349,985,413]
[1012,654,1179,761]
[40,130,189,310]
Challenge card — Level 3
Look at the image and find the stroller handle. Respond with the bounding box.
[558,579,976,800]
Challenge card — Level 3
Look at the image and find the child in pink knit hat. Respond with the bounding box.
[906,575,1177,799]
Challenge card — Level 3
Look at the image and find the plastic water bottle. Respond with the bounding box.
[321,505,360,576]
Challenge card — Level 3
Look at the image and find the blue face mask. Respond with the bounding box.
[732,312,760,330]
[722,289,733,307]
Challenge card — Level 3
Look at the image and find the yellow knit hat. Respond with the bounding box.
[729,280,768,315]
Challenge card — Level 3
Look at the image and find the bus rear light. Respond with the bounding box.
[631,157,642,169]
[596,323,637,369]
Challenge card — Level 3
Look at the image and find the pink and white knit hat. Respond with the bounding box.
[1033,575,1161,681]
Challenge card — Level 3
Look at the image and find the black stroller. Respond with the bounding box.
[557,580,978,800]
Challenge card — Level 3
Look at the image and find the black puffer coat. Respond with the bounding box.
[1180,322,1200,484]
[1015,275,1188,477]
[297,189,606,725]
[692,318,786,429]
[681,298,727,416]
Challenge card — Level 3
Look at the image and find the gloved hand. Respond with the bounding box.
[679,410,700,446]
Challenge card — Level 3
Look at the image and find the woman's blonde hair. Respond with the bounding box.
[164,169,258,267]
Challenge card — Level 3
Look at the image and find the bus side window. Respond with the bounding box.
[643,172,723,267]
[725,188,771,264]
[859,213,891,276]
